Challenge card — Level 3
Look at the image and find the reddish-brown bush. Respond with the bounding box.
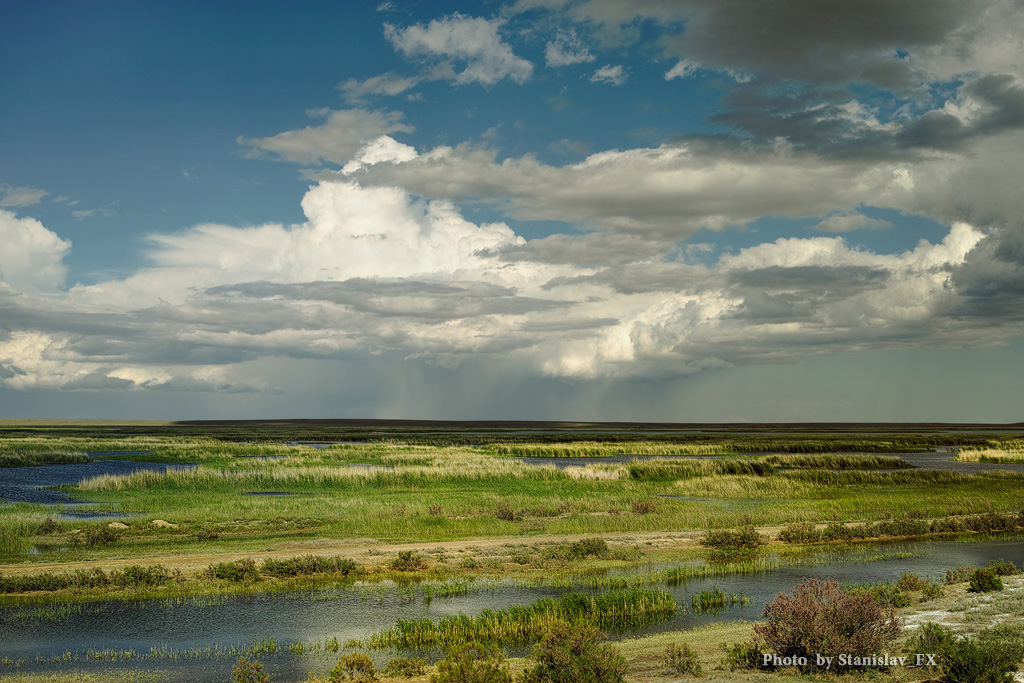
[754,578,901,667]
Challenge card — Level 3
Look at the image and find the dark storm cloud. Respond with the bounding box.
[707,74,1024,161]
[633,0,975,87]
[950,227,1024,320]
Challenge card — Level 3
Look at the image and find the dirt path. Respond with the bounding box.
[0,527,726,577]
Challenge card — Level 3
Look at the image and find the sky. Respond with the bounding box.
[2,0,1024,422]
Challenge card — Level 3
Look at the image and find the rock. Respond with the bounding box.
[107,522,129,530]
[151,519,179,529]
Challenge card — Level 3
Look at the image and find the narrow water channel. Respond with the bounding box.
[2,537,1021,682]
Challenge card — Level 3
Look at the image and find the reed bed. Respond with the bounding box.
[956,448,1024,464]
[77,457,560,492]
[369,587,676,648]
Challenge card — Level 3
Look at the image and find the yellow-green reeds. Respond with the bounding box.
[370,588,676,648]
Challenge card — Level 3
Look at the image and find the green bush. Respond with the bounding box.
[231,656,270,683]
[208,559,260,583]
[330,653,377,682]
[968,568,1003,593]
[896,573,928,592]
[520,623,626,683]
[905,623,1024,683]
[382,657,426,678]
[985,559,1019,576]
[662,643,703,677]
[777,522,820,544]
[389,550,427,572]
[700,526,766,550]
[946,566,977,585]
[723,641,765,671]
[261,555,356,578]
[430,642,511,683]
[921,581,944,602]
[77,524,118,547]
[944,625,1024,683]
[494,502,518,522]
[35,518,60,535]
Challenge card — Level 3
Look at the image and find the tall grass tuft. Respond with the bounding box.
[370,588,675,648]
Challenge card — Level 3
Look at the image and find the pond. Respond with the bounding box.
[1,537,1021,682]
[0,456,195,518]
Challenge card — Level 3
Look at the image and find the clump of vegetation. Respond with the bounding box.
[690,586,747,612]
[495,501,518,522]
[922,581,945,601]
[630,500,658,515]
[207,558,260,583]
[35,517,60,535]
[0,564,179,593]
[330,653,377,682]
[662,643,703,677]
[701,526,766,551]
[75,524,118,547]
[947,566,977,585]
[723,642,765,671]
[520,623,626,683]
[389,550,428,572]
[896,572,928,592]
[968,567,1003,593]
[754,578,901,669]
[232,656,271,683]
[381,657,427,678]
[542,538,608,562]
[847,582,911,608]
[430,642,511,683]
[372,588,675,648]
[984,559,1019,576]
[906,623,1024,683]
[260,554,357,578]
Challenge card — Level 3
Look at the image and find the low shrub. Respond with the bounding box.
[630,500,658,515]
[896,573,928,592]
[968,568,1003,593]
[662,643,703,677]
[494,502,518,522]
[110,564,176,588]
[35,518,60,535]
[985,559,1019,576]
[261,555,356,578]
[520,623,626,683]
[848,583,910,608]
[389,551,427,572]
[232,656,271,683]
[754,578,901,668]
[946,566,977,585]
[911,623,1024,683]
[330,653,377,682]
[430,642,511,683]
[381,657,426,678]
[76,524,118,547]
[723,641,765,671]
[921,581,944,602]
[777,522,820,544]
[701,526,766,551]
[208,559,260,583]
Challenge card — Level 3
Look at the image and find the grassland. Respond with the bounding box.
[2,421,1024,681]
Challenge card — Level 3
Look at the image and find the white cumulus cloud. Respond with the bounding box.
[384,14,533,86]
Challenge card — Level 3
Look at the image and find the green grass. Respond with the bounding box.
[369,588,676,648]
[5,429,1024,585]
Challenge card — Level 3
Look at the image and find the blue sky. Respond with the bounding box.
[2,0,1024,421]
